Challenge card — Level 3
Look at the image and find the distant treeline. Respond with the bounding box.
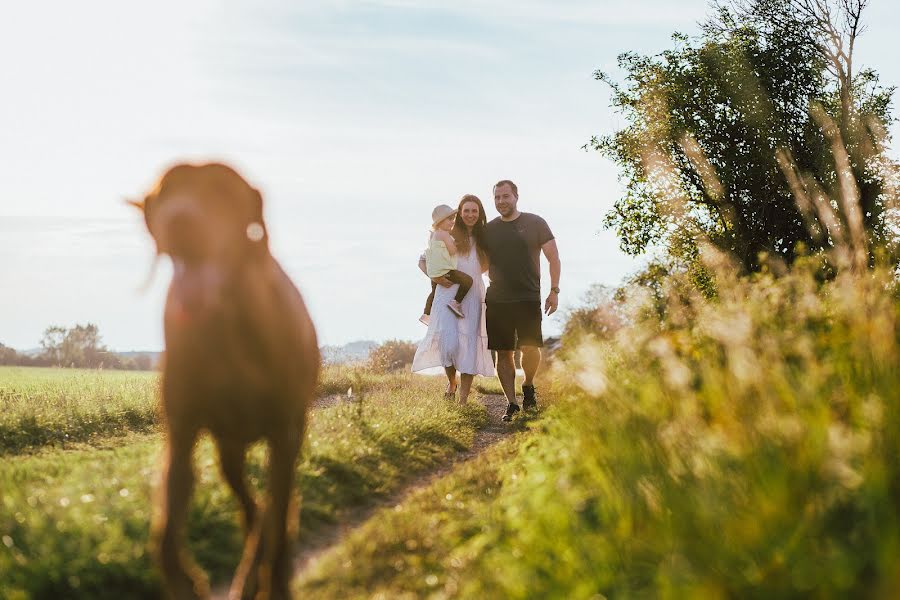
[0,323,155,370]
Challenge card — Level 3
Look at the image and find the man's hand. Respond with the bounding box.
[544,291,558,316]
[432,276,453,288]
[541,239,561,316]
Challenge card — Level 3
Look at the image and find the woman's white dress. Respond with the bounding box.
[411,243,495,377]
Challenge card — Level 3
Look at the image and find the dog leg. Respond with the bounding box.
[154,426,207,599]
[264,432,301,600]
[215,438,257,536]
[230,431,300,600]
[216,437,266,600]
[229,512,262,600]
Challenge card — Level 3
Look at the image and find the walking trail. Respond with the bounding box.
[210,393,512,598]
[292,393,511,577]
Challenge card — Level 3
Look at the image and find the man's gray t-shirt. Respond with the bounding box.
[483,212,554,303]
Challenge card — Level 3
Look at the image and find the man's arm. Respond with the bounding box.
[541,239,560,316]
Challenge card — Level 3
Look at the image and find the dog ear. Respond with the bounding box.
[142,194,157,231]
[125,195,155,232]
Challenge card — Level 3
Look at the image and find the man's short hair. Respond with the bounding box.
[493,179,518,198]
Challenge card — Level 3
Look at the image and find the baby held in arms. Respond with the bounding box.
[422,204,473,322]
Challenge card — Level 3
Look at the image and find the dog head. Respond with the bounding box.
[134,163,272,327]
[135,162,269,268]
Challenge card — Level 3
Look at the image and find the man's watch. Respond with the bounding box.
[550,287,560,294]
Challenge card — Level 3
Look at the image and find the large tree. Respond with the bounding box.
[40,325,67,366]
[591,0,895,273]
[39,323,112,368]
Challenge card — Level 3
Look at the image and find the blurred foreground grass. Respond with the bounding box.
[0,373,486,599]
[297,267,900,598]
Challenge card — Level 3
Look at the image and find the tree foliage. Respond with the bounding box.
[1,323,152,370]
[591,0,896,273]
[39,323,108,368]
[368,339,418,373]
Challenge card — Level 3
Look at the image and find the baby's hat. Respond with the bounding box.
[431,204,457,228]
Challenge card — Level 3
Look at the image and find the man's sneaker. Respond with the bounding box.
[522,385,538,411]
[501,402,520,422]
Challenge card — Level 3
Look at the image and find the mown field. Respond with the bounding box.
[0,366,487,599]
[296,267,900,599]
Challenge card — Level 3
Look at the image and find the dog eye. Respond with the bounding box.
[246,222,265,242]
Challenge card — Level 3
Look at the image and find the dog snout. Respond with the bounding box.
[163,209,206,262]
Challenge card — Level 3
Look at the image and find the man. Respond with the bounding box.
[483,179,560,421]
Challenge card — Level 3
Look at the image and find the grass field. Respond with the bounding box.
[0,366,487,599]
[0,367,159,455]
[4,267,898,599]
[0,365,409,455]
[295,268,900,598]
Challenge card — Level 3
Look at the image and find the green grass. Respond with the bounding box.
[294,435,521,600]
[0,365,412,455]
[474,377,505,396]
[0,373,487,599]
[295,268,900,599]
[0,367,160,455]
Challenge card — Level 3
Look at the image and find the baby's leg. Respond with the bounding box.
[446,270,474,303]
[424,280,437,315]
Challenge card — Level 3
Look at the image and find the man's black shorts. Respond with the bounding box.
[486,301,543,351]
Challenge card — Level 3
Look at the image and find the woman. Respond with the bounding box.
[412,194,495,403]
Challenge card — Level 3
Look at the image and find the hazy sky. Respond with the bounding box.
[1,0,898,351]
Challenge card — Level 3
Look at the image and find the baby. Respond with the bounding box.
[422,204,473,323]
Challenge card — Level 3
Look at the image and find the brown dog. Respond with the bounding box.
[135,163,319,599]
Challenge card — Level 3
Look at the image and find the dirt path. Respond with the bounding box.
[210,393,512,598]
[291,393,511,578]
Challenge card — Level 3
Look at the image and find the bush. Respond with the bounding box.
[458,265,900,598]
[367,339,417,373]
[290,264,900,599]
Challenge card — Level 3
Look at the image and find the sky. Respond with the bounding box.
[1,0,898,351]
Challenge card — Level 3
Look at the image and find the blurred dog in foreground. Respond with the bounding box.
[134,163,319,599]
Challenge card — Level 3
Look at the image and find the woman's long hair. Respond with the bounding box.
[452,194,489,265]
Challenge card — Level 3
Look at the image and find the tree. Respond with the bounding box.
[590,0,896,273]
[732,0,867,130]
[368,340,417,373]
[562,284,625,343]
[732,0,898,268]
[63,323,105,368]
[39,323,113,368]
[0,343,23,365]
[40,325,66,366]
[132,354,153,371]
